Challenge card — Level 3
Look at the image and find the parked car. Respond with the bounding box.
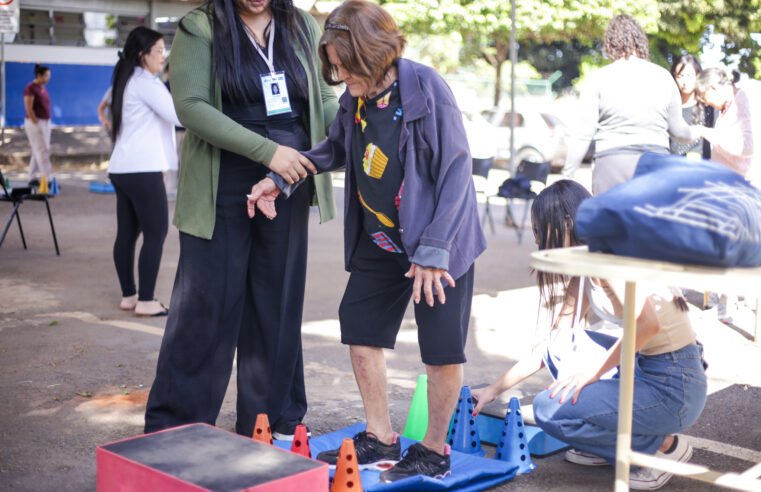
[461,108,499,161]
[480,107,566,170]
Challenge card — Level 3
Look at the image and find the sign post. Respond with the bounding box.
[0,0,20,145]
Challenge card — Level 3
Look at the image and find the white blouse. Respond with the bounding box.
[703,83,760,185]
[108,67,181,173]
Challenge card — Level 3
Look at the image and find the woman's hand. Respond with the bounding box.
[548,366,601,405]
[269,145,317,184]
[471,386,498,416]
[247,178,280,219]
[690,125,706,140]
[405,264,455,307]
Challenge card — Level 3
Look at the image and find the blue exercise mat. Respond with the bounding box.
[277,423,517,491]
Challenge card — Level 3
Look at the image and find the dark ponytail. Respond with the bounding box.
[110,26,163,143]
[204,0,312,103]
[34,64,49,78]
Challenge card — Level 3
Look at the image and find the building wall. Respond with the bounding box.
[4,0,200,127]
[3,0,335,127]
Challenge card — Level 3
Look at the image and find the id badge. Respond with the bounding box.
[261,71,291,116]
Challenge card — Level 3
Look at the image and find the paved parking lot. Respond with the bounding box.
[1,165,759,491]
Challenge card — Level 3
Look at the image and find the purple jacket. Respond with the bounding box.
[278,58,486,279]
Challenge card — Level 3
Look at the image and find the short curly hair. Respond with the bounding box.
[602,15,649,61]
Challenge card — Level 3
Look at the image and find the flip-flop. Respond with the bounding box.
[135,301,169,317]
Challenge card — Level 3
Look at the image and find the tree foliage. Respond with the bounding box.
[382,0,761,105]
[382,0,657,105]
[654,0,761,76]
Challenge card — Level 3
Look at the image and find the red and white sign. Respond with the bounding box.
[0,0,19,35]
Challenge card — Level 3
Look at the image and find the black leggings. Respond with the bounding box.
[109,172,168,301]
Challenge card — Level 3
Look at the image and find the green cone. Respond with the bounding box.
[402,374,428,440]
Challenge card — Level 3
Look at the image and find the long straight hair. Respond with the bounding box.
[110,26,164,143]
[530,180,592,310]
[193,0,311,104]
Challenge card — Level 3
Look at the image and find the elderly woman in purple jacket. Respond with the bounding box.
[246,0,485,482]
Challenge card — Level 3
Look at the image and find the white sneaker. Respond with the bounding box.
[629,435,693,490]
[564,448,609,466]
[272,427,311,442]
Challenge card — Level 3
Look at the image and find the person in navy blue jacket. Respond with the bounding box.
[246,0,486,482]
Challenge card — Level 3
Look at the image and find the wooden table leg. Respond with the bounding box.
[615,281,638,491]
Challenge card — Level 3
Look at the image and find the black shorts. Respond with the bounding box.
[338,233,474,365]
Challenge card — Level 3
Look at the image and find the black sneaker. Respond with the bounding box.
[379,443,451,483]
[316,431,400,470]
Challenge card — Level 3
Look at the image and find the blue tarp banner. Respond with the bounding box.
[276,423,517,491]
[576,153,761,267]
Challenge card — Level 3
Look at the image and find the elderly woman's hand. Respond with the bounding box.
[406,264,456,307]
[247,177,280,220]
[269,145,317,184]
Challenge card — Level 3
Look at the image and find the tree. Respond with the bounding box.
[383,0,658,106]
[653,0,761,77]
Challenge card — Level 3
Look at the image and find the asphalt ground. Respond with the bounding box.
[1,164,760,491]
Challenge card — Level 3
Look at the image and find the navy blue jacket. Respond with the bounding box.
[277,58,486,279]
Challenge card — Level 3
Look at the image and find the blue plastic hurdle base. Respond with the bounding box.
[476,412,569,457]
[89,181,115,194]
[276,423,517,491]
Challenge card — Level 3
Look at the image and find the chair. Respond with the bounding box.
[471,157,496,234]
[498,160,551,243]
[0,170,60,255]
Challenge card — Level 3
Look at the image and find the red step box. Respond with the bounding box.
[97,423,328,491]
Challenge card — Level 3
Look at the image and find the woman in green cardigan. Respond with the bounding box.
[144,0,338,439]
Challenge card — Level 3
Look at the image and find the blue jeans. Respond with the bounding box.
[533,343,707,462]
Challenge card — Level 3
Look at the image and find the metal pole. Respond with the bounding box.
[2,33,5,146]
[508,0,516,174]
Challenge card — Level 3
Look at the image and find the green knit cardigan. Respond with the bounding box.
[170,7,338,239]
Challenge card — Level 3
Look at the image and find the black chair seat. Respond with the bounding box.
[0,171,60,255]
[501,160,551,243]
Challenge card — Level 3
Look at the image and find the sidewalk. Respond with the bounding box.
[0,126,111,168]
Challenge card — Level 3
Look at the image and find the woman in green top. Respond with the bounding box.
[144,0,338,438]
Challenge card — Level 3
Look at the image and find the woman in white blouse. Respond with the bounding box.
[108,26,180,316]
[694,67,759,186]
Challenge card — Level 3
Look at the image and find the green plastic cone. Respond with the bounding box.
[402,374,428,440]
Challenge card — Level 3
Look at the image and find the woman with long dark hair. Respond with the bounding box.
[471,180,707,490]
[669,54,713,159]
[108,26,179,317]
[143,0,338,438]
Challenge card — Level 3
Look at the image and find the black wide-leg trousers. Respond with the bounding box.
[145,130,312,437]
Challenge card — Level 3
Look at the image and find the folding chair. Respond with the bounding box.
[472,157,496,234]
[499,160,551,243]
[0,170,60,255]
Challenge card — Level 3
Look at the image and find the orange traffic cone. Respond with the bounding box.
[290,424,311,458]
[252,413,273,445]
[330,437,362,492]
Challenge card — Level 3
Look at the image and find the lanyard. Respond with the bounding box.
[245,18,276,73]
